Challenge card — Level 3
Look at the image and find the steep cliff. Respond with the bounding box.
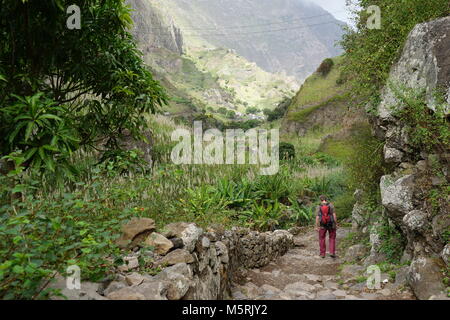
[358,17,450,300]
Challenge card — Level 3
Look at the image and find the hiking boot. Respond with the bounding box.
[330,254,336,259]
[320,255,325,259]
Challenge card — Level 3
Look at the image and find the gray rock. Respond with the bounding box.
[408,256,447,300]
[161,223,204,253]
[153,263,192,300]
[403,210,428,231]
[377,16,450,120]
[215,241,229,264]
[394,266,410,288]
[380,174,415,219]
[125,272,148,286]
[384,146,404,163]
[103,281,127,296]
[119,255,139,272]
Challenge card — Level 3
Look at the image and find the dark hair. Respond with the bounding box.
[319,195,328,201]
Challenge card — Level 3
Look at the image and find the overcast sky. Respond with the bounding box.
[306,0,353,25]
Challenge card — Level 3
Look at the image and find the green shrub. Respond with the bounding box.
[279,142,295,160]
[344,123,390,201]
[333,191,356,220]
[316,58,334,76]
[377,222,406,264]
[391,86,449,156]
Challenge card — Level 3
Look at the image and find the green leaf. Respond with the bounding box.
[12,265,25,274]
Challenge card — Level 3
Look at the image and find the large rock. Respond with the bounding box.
[161,222,203,252]
[377,16,450,121]
[144,232,174,255]
[403,210,428,232]
[408,256,447,300]
[116,218,156,248]
[153,263,193,300]
[380,174,415,219]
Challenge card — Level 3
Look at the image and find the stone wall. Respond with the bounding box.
[50,220,294,300]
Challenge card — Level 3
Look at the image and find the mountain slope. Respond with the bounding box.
[127,0,298,116]
[154,0,346,82]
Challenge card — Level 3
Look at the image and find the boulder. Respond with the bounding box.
[351,202,366,231]
[380,174,415,219]
[144,232,173,255]
[408,256,447,300]
[403,210,428,231]
[377,16,450,120]
[153,263,193,300]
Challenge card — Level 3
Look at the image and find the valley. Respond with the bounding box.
[0,0,448,301]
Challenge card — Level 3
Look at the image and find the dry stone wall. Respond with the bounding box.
[49,220,294,300]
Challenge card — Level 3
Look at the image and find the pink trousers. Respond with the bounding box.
[319,228,336,256]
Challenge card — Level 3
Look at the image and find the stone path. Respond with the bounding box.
[231,227,416,300]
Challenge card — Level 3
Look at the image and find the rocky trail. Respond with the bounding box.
[230,227,416,300]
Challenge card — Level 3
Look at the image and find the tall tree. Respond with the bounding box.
[0,0,167,173]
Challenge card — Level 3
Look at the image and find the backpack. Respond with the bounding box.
[319,203,333,229]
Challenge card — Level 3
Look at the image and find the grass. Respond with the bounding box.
[287,55,346,110]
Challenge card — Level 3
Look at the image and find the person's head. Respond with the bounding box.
[319,195,328,203]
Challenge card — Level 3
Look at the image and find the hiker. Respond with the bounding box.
[315,195,338,258]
